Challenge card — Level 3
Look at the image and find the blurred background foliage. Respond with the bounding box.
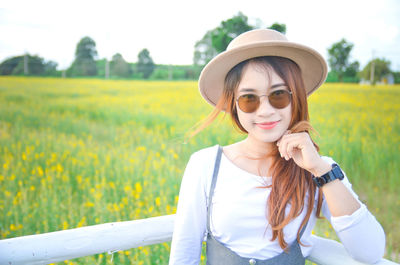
[1,12,398,83]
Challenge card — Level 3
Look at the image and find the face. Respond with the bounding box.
[235,63,292,143]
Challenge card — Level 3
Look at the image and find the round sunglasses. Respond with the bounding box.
[236,89,292,113]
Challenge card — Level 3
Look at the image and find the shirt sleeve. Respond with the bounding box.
[169,152,208,265]
[320,156,386,264]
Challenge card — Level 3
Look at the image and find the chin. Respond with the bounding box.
[251,132,284,144]
[252,128,287,143]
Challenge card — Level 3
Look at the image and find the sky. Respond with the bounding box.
[1,0,400,71]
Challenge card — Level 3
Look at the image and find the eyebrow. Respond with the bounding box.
[238,83,287,93]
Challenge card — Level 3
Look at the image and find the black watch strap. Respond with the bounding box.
[312,163,344,187]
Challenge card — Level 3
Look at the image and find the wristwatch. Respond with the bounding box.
[312,163,344,187]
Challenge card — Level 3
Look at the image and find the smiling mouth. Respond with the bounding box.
[256,121,279,129]
[258,121,279,125]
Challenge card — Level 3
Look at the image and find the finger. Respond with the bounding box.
[279,132,307,158]
[286,139,302,158]
[280,134,305,160]
[278,136,291,160]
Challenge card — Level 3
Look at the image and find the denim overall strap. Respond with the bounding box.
[206,145,306,265]
[206,145,223,235]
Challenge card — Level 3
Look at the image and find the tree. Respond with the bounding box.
[0,54,57,76]
[360,58,391,84]
[211,12,254,53]
[393,71,400,84]
[194,12,254,66]
[343,61,360,82]
[193,14,287,66]
[268,23,286,34]
[193,30,219,66]
[69,36,98,76]
[110,53,132,78]
[136,49,155,79]
[327,39,359,82]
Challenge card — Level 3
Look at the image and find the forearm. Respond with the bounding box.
[311,161,360,217]
[312,160,385,263]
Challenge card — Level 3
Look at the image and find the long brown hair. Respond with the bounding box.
[186,56,324,250]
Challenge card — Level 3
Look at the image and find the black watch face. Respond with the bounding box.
[332,166,344,180]
[316,177,326,186]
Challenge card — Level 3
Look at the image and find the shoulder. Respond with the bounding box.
[184,144,220,194]
[184,144,220,177]
[189,144,220,162]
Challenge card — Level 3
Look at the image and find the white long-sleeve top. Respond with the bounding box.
[169,145,385,265]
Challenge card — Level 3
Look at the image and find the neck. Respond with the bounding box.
[239,135,276,159]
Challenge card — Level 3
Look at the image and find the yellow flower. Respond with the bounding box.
[142,247,149,256]
[10,224,22,231]
[162,242,170,251]
[108,181,115,189]
[94,192,102,200]
[135,182,142,193]
[77,217,86,227]
[37,166,44,176]
[136,146,146,152]
[113,203,120,212]
[124,185,131,192]
[155,197,161,207]
[56,164,63,173]
[84,201,94,207]
[76,175,82,184]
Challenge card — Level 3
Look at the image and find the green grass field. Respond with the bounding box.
[0,76,399,264]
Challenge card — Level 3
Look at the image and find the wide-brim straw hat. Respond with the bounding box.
[198,29,328,110]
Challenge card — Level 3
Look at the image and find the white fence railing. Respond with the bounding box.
[0,214,398,265]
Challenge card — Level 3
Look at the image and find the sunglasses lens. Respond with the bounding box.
[238,94,259,113]
[269,90,291,109]
[237,90,291,113]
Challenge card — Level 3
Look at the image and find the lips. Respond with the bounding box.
[258,121,279,125]
[256,121,279,129]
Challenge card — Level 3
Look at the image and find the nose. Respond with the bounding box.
[256,95,275,116]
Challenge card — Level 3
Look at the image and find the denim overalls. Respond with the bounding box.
[206,146,307,265]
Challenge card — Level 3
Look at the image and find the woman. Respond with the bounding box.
[169,29,385,265]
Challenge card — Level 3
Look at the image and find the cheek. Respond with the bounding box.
[231,106,249,133]
[236,113,244,128]
[236,112,253,130]
[282,106,292,126]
